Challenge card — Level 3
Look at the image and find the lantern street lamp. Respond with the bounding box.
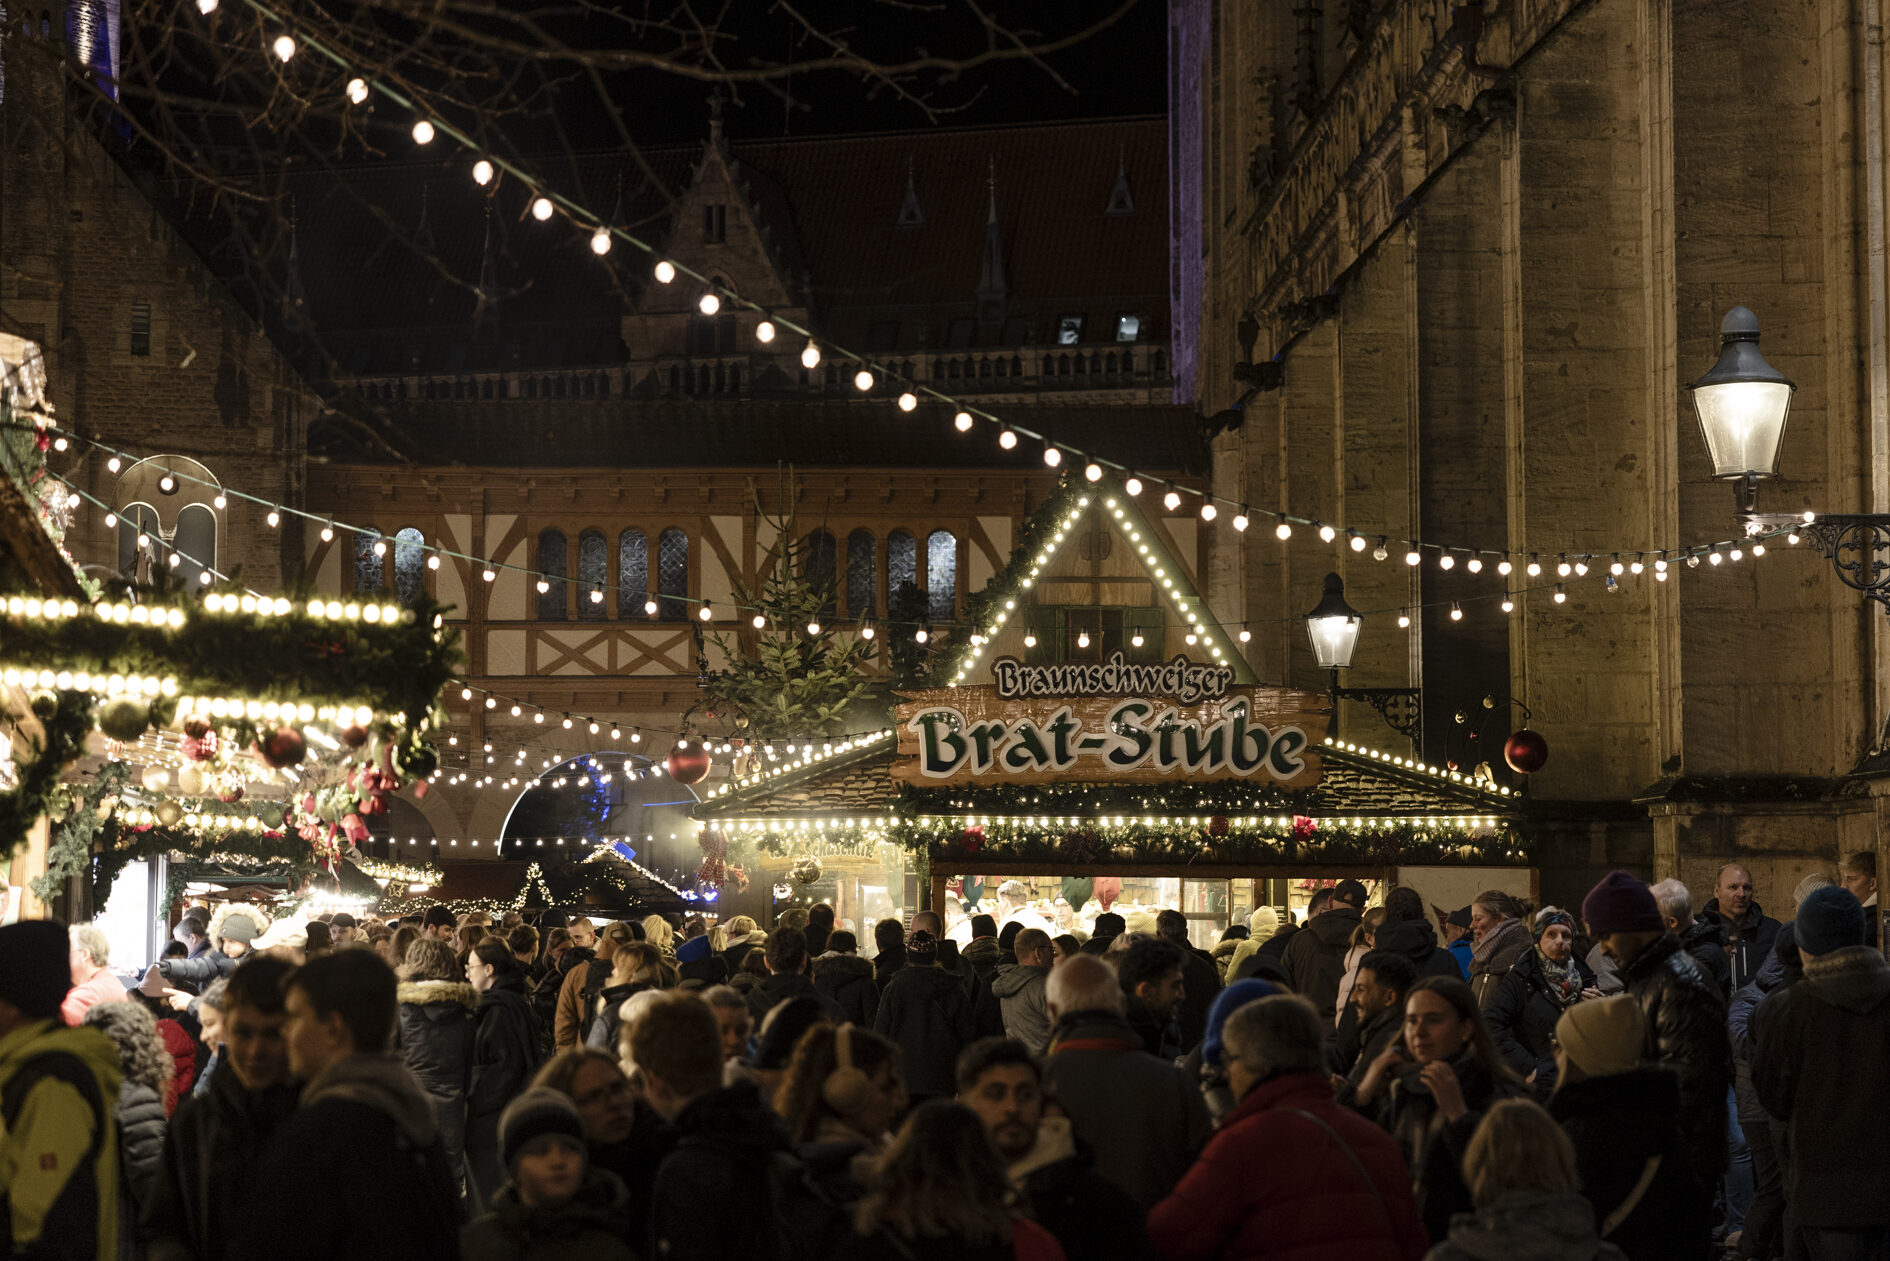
[1303,572,1421,743]
[1693,307,1890,611]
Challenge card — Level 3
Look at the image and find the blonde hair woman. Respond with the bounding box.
[641,915,676,957]
[1424,1098,1626,1260]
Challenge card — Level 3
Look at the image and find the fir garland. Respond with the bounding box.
[28,762,129,902]
[0,689,97,865]
[102,827,319,907]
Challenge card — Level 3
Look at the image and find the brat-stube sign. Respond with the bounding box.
[894,654,1330,789]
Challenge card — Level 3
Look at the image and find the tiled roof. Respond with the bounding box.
[696,736,901,821]
[351,399,1207,473]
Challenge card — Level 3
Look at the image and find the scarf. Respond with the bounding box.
[1470,916,1528,967]
[1534,946,1583,1006]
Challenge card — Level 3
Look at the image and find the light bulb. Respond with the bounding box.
[473,159,494,185]
[272,34,295,61]
[1043,447,1062,468]
[427,555,440,570]
[751,614,766,629]
[267,510,280,528]
[1450,603,1463,621]
[104,512,116,528]
[1439,554,1455,570]
[998,429,1017,450]
[65,492,79,509]
[1349,534,1366,552]
[1610,560,1625,576]
[1131,631,1144,647]
[807,621,821,635]
[1318,524,1336,543]
[107,456,121,473]
[482,568,495,582]
[1077,630,1090,648]
[372,540,387,557]
[645,598,658,616]
[1708,551,1723,566]
[1497,560,1512,576]
[699,293,721,315]
[590,587,603,604]
[1404,549,1422,566]
[654,260,676,284]
[1655,559,1668,573]
[1501,597,1515,613]
[196,0,216,12]
[1275,522,1292,540]
[1373,543,1389,561]
[1656,569,1669,582]
[1238,628,1252,643]
[1526,559,1542,578]
[412,119,435,144]
[1397,612,1411,629]
[346,78,368,105]
[1084,463,1103,482]
[1023,631,1037,648]
[320,523,334,542]
[861,624,875,640]
[755,320,776,343]
[698,602,713,621]
[1752,543,1765,556]
[158,474,177,493]
[1232,514,1249,532]
[801,340,821,368]
[898,392,918,412]
[954,412,973,433]
[854,369,875,391]
[1164,491,1182,512]
[1125,478,1143,497]
[1200,503,1217,521]
[1630,560,1644,574]
[531,197,554,221]
[1575,561,1589,577]
[591,230,611,256]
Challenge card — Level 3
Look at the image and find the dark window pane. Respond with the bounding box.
[618,530,648,616]
[802,530,837,620]
[658,528,689,620]
[130,300,151,357]
[174,504,215,589]
[888,530,917,600]
[577,529,607,620]
[393,527,426,607]
[538,528,567,620]
[354,527,383,594]
[846,530,878,619]
[116,504,159,577]
[1057,315,1083,345]
[926,530,957,622]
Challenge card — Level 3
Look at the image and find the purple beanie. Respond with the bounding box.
[1581,870,1663,936]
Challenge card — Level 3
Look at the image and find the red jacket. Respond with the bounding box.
[157,1018,197,1114]
[1148,1071,1427,1261]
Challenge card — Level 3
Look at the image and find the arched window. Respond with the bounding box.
[888,530,917,600]
[173,505,216,589]
[354,528,384,594]
[115,504,159,577]
[657,528,689,620]
[393,528,427,607]
[537,528,568,620]
[801,530,837,620]
[577,529,608,620]
[926,530,957,622]
[618,529,649,616]
[846,530,878,619]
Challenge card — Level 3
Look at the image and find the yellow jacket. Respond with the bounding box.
[0,1018,122,1261]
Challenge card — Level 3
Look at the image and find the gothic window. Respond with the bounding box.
[846,530,877,620]
[703,204,726,243]
[130,300,151,357]
[577,529,607,619]
[174,505,216,588]
[393,528,427,607]
[354,528,384,594]
[926,530,957,622]
[888,529,917,600]
[619,529,649,616]
[658,528,689,620]
[537,528,568,620]
[801,530,837,621]
[116,504,160,576]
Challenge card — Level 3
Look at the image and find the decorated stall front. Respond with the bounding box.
[695,474,1535,945]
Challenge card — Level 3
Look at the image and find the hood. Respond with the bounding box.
[989,963,1047,999]
[676,935,714,965]
[754,971,817,1002]
[1440,1191,1609,1261]
[1007,1113,1076,1183]
[302,1053,439,1148]
[1374,918,1441,962]
[1801,945,1890,1014]
[813,953,874,985]
[1701,898,1767,933]
[1309,904,1362,946]
[0,1020,123,1102]
[1680,916,1725,952]
[1210,938,1242,960]
[963,937,1001,965]
[674,1079,790,1157]
[208,902,271,947]
[397,979,480,1015]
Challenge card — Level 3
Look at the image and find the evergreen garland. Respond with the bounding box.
[0,689,97,866]
[28,761,128,902]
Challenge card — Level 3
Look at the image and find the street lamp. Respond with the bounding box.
[1303,572,1420,743]
[1693,306,1890,611]
[1686,306,1795,510]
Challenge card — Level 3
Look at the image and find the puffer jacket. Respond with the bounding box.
[813,953,880,1028]
[1484,947,1594,1094]
[962,936,1003,982]
[460,1169,635,1261]
[1466,918,1532,1010]
[1548,1067,1712,1261]
[395,979,479,1197]
[1423,1190,1627,1261]
[116,1079,168,1260]
[1209,937,1244,983]
[1677,917,1729,993]
[1149,1071,1428,1261]
[1619,931,1731,1186]
[157,948,234,989]
[989,963,1052,1055]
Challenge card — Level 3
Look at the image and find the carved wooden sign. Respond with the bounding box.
[894,662,1330,789]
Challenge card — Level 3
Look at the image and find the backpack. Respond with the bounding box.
[574,958,614,1046]
[0,1050,108,1254]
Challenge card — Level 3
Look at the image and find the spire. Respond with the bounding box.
[976,157,1007,320]
[897,156,924,227]
[1105,148,1135,215]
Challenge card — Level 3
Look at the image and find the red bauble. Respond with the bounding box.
[1503,728,1550,775]
[256,727,307,769]
[666,740,711,785]
[218,786,244,804]
[341,725,369,749]
[1208,815,1229,838]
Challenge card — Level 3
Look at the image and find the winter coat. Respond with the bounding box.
[1752,944,1890,1228]
[1042,1011,1211,1210]
[813,953,880,1028]
[1697,899,1782,996]
[648,1080,790,1261]
[0,1018,123,1261]
[586,981,657,1054]
[1175,943,1223,1052]
[1484,948,1595,1094]
[115,1079,167,1261]
[1377,919,1469,981]
[1422,1191,1627,1261]
[154,1019,196,1114]
[460,1169,635,1261]
[1466,918,1532,1011]
[1358,1052,1522,1243]
[588,1094,672,1245]
[1727,929,1800,1128]
[553,954,613,1050]
[1343,1004,1404,1087]
[157,948,234,989]
[746,971,845,1032]
[1006,1117,1153,1261]
[990,963,1052,1055]
[1676,917,1729,993]
[1619,931,1731,1186]
[139,1063,299,1261]
[1210,938,1243,983]
[873,948,905,991]
[466,973,544,1207]
[241,1054,461,1260]
[395,978,479,1197]
[1446,936,1474,979]
[1281,905,1365,1025]
[721,930,768,977]
[873,964,975,1099]
[1151,1070,1427,1261]
[940,942,1006,1038]
[963,935,1003,981]
[1547,1067,1712,1261]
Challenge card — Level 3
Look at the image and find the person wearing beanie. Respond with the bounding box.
[1190,977,1281,1121]
[1485,908,1597,1097]
[0,920,125,1260]
[1545,995,1711,1261]
[1752,886,1890,1256]
[1581,869,1731,1190]
[673,931,729,991]
[873,922,975,1105]
[460,1088,634,1261]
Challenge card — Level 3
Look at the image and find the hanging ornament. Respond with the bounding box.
[1503,729,1550,774]
[666,739,711,786]
[1208,815,1229,838]
[341,724,370,750]
[218,784,245,804]
[256,727,307,769]
[180,719,219,762]
[960,824,985,853]
[140,765,172,792]
[153,800,183,827]
[790,854,824,886]
[99,698,151,743]
[28,690,58,722]
[771,882,793,900]
[176,764,209,796]
[697,827,729,860]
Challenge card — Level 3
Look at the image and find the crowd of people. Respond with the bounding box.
[1,851,1883,1260]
